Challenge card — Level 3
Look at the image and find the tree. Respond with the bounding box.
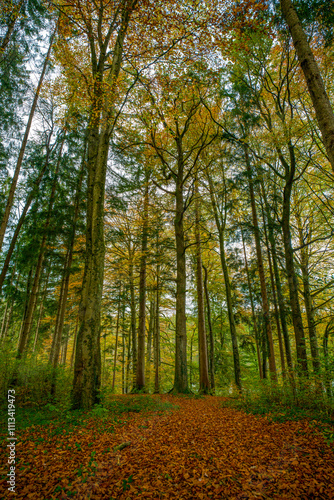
[280,0,334,172]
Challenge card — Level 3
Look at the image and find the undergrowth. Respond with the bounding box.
[222,377,334,444]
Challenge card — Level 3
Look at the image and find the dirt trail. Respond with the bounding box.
[1,395,334,499]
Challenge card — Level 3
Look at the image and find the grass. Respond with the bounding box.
[0,393,177,437]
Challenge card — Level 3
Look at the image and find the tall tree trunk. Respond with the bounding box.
[295,212,320,373]
[122,303,126,394]
[71,0,136,409]
[17,267,33,350]
[172,145,189,393]
[207,172,241,390]
[61,327,69,365]
[129,259,137,384]
[146,297,154,388]
[0,28,55,252]
[49,154,85,372]
[112,291,122,392]
[153,262,161,394]
[17,246,45,358]
[1,299,14,344]
[244,146,277,380]
[195,179,210,394]
[241,231,263,379]
[134,177,149,391]
[260,180,294,373]
[0,269,18,344]
[70,313,79,370]
[280,0,334,172]
[260,199,286,379]
[32,267,51,352]
[280,147,308,375]
[203,264,215,392]
[126,328,131,393]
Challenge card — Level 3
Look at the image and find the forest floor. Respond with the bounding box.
[1,395,334,499]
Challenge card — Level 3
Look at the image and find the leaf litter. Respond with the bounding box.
[1,395,333,499]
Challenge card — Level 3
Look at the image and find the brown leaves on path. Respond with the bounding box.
[1,395,334,499]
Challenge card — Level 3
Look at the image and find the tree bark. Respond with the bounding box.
[112,290,122,392]
[146,297,154,387]
[70,313,79,370]
[134,176,149,391]
[129,258,137,384]
[172,144,189,393]
[153,262,161,394]
[195,179,210,394]
[71,1,136,409]
[280,0,334,172]
[203,264,215,392]
[281,147,308,375]
[32,267,51,352]
[295,211,320,373]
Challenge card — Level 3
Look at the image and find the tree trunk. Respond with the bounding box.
[295,211,320,373]
[260,180,294,373]
[207,172,241,390]
[61,327,69,365]
[49,154,85,371]
[17,144,60,359]
[0,28,55,252]
[146,297,154,388]
[172,144,189,393]
[126,327,131,393]
[134,176,149,391]
[281,168,308,375]
[241,232,263,379]
[71,0,136,409]
[153,262,161,394]
[244,146,277,380]
[260,199,286,379]
[71,123,107,408]
[122,303,126,394]
[17,247,45,358]
[203,264,215,392]
[280,0,334,172]
[32,267,51,352]
[195,179,210,394]
[70,313,79,370]
[112,291,122,392]
[129,259,137,384]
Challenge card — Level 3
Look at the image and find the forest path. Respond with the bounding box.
[75,395,334,500]
[1,395,334,499]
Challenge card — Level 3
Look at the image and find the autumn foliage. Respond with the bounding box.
[1,396,334,499]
